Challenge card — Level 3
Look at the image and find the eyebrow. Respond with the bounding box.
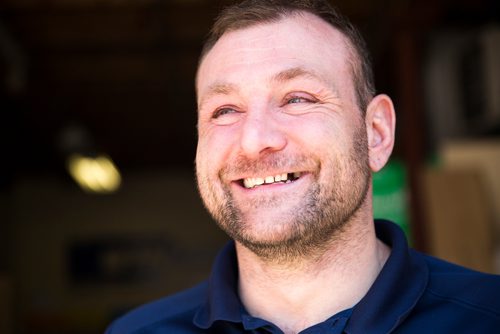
[199,82,238,108]
[272,66,323,84]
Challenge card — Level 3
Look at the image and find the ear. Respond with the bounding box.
[365,94,396,172]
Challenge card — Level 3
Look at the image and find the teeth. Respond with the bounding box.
[242,172,302,189]
[243,178,254,189]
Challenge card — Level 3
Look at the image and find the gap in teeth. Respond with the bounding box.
[242,172,302,189]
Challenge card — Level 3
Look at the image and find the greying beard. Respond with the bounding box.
[204,126,371,263]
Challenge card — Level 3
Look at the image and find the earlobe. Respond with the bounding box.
[365,94,396,172]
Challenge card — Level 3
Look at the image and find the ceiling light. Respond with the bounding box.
[67,154,122,194]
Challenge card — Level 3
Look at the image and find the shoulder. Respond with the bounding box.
[105,281,208,334]
[414,250,500,318]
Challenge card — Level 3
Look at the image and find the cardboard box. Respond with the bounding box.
[422,167,496,273]
[441,140,500,224]
[441,140,500,272]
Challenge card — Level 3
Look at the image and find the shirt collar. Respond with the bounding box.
[345,220,429,333]
[194,220,429,333]
[193,241,242,328]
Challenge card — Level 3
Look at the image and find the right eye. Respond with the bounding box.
[212,107,237,119]
[211,106,242,125]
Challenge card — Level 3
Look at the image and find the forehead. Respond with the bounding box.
[196,12,354,98]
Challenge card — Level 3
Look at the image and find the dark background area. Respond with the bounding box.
[0,0,499,333]
[0,0,497,176]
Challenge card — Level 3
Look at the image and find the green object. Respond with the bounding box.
[372,159,411,240]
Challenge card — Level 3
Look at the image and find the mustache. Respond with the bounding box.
[220,153,318,178]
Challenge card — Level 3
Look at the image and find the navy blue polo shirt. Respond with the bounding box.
[105,220,500,333]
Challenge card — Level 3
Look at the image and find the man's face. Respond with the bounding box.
[195,13,371,259]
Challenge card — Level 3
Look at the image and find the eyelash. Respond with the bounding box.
[212,107,237,119]
[285,94,316,105]
[287,96,308,104]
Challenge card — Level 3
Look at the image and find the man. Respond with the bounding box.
[106,1,500,333]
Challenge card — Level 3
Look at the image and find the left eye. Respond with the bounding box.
[287,96,308,104]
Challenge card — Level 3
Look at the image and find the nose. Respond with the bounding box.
[239,110,287,159]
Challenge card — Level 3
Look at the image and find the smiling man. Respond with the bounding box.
[106,1,500,333]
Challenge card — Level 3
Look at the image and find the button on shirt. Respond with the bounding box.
[106,220,500,333]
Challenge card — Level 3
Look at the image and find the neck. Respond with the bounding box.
[236,215,390,334]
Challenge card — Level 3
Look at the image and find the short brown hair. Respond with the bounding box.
[198,0,376,113]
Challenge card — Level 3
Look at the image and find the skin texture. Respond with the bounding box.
[195,11,396,334]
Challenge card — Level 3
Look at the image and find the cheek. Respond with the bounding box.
[292,117,359,178]
[196,142,214,179]
[196,128,234,173]
[290,117,344,151]
[196,131,213,174]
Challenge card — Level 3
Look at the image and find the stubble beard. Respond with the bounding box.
[197,126,371,263]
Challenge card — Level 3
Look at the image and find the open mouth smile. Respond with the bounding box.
[240,172,303,189]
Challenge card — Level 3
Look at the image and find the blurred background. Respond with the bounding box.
[0,0,499,333]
